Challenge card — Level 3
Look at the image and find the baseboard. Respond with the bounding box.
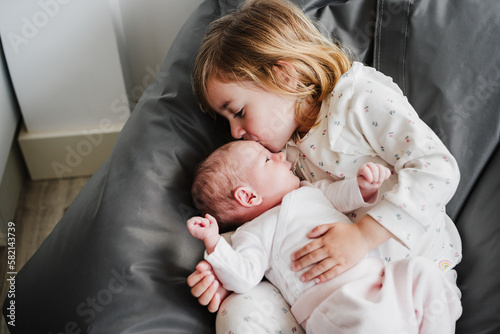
[0,142,26,247]
[18,122,125,180]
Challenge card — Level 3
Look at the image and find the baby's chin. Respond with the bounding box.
[289,176,301,192]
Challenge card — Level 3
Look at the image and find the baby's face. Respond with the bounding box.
[230,141,300,203]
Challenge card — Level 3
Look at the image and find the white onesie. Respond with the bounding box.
[207,184,461,333]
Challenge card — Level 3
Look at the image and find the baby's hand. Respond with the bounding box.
[357,162,391,202]
[187,214,219,241]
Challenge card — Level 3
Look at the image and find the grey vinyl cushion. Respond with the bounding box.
[4,0,500,333]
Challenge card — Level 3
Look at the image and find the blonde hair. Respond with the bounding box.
[193,0,352,129]
[191,142,249,232]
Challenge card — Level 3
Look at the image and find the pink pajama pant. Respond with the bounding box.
[298,257,462,334]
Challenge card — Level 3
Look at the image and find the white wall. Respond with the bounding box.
[110,0,203,105]
[0,0,130,133]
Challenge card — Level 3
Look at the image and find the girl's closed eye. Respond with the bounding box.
[234,108,244,118]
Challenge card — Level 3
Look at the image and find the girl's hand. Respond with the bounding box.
[290,222,369,283]
[187,214,220,253]
[290,216,392,283]
[357,162,392,202]
[187,261,230,313]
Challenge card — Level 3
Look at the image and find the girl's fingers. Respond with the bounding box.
[291,244,327,272]
[207,284,231,313]
[187,260,226,312]
[309,263,347,284]
[195,260,213,273]
[291,223,335,263]
[189,273,214,298]
[291,238,321,262]
[306,223,336,239]
[299,257,353,283]
[207,291,221,313]
[298,257,333,282]
[187,269,205,288]
[198,279,219,307]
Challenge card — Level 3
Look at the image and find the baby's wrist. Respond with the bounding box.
[204,234,221,254]
[360,187,378,203]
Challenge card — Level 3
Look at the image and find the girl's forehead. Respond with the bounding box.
[209,74,261,91]
[206,78,262,112]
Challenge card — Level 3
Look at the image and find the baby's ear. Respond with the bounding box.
[234,186,263,207]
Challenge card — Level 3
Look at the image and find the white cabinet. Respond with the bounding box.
[0,0,202,179]
[0,0,128,179]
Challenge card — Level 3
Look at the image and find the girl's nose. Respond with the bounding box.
[230,122,245,139]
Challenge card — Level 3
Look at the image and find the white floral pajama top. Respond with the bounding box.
[286,62,462,273]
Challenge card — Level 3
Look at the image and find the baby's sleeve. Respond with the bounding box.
[308,178,375,213]
[205,230,269,293]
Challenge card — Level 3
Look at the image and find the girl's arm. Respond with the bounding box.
[292,67,459,283]
[352,79,460,249]
[293,163,393,283]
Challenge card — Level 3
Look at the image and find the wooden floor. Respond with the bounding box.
[0,176,90,333]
